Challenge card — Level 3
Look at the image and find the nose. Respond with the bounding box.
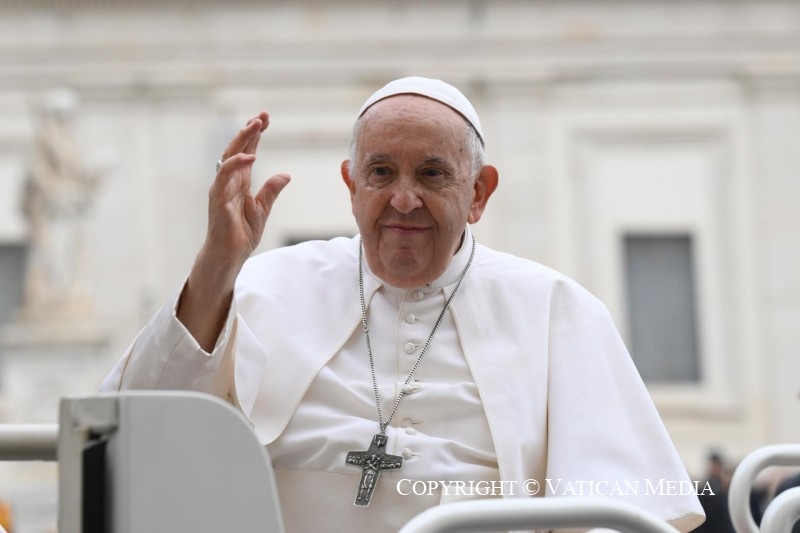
[388,177,423,214]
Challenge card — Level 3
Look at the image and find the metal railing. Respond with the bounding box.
[0,424,58,461]
[728,444,800,533]
[761,486,800,533]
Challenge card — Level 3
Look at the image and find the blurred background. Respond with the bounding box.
[0,0,798,531]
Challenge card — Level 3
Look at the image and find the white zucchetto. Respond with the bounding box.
[357,76,484,144]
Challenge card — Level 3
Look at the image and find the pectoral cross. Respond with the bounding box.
[346,433,403,506]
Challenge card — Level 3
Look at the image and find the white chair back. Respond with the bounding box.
[1,392,286,533]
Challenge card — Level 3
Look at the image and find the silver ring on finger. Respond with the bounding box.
[216,159,223,173]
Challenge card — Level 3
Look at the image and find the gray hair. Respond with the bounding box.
[347,116,485,180]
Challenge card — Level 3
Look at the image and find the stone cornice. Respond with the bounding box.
[1,37,799,92]
[0,1,798,91]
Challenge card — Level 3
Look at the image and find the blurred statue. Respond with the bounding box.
[18,89,102,324]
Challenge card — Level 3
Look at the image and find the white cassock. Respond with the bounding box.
[102,227,705,532]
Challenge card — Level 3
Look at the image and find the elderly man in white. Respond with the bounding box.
[102,77,705,532]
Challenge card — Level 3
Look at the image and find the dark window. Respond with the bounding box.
[0,243,27,326]
[624,234,700,383]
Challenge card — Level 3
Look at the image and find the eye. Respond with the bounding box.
[365,165,394,187]
[419,167,448,185]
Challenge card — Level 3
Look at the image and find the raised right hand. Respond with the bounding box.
[178,111,290,351]
[203,111,291,274]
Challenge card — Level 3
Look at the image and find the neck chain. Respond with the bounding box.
[358,236,476,434]
[345,236,477,506]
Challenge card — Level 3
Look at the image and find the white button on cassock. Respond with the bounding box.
[405,313,416,324]
[412,290,424,301]
[403,342,416,354]
[402,448,417,459]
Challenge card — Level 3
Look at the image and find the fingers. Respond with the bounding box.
[243,112,269,155]
[255,173,291,213]
[201,112,285,272]
[220,111,270,163]
[241,174,290,248]
[212,152,256,191]
[247,111,269,133]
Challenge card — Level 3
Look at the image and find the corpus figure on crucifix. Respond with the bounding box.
[346,433,403,506]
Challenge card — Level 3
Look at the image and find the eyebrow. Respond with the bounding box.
[361,153,457,173]
[362,153,393,167]
[420,156,451,167]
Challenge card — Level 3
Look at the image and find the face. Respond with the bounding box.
[341,95,498,288]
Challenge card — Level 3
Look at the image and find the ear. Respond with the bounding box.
[467,165,499,224]
[341,160,356,202]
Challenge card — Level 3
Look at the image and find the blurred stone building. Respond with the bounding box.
[0,0,798,530]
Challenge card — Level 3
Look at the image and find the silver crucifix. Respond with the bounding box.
[346,433,403,506]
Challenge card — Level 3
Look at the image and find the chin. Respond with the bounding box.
[382,257,449,288]
[374,256,422,286]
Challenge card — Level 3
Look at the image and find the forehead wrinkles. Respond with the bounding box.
[362,96,465,137]
[357,96,469,165]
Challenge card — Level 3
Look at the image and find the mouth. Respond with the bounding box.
[382,223,430,234]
